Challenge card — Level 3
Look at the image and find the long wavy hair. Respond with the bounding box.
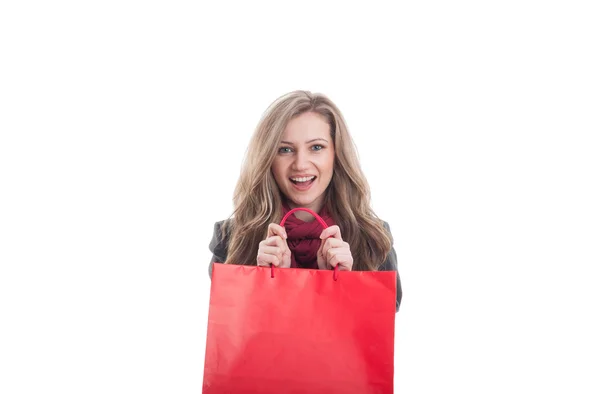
[223,90,392,271]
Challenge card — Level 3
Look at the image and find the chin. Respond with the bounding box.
[291,195,319,208]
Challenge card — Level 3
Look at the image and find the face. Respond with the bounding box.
[271,112,335,213]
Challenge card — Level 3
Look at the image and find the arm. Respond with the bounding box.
[208,220,228,278]
[379,222,402,312]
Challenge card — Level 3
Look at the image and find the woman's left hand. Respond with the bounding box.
[317,225,353,271]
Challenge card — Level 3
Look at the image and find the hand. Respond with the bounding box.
[257,223,292,268]
[317,225,353,271]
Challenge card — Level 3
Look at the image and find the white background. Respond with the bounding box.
[1,1,599,393]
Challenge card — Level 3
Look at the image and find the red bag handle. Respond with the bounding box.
[279,207,329,228]
[272,207,339,281]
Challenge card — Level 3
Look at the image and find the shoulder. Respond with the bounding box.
[209,218,234,258]
[382,220,391,232]
[381,220,394,243]
[378,220,397,270]
[376,220,401,312]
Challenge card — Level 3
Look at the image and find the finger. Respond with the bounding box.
[317,237,325,257]
[264,235,289,252]
[319,225,342,241]
[267,223,287,240]
[259,245,284,261]
[257,252,280,267]
[321,238,345,261]
[316,237,327,269]
[277,235,292,254]
[328,253,353,271]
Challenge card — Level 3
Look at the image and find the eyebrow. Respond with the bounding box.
[280,138,329,145]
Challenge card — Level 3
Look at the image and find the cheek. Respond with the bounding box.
[318,153,335,174]
[271,161,287,181]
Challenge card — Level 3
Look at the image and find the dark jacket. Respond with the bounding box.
[209,220,402,312]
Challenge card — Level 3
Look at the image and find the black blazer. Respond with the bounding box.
[209,220,402,312]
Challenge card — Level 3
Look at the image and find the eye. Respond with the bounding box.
[278,146,293,154]
[311,145,324,151]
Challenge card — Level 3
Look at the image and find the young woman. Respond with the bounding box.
[208,90,402,311]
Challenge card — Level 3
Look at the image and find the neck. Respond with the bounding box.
[285,197,325,222]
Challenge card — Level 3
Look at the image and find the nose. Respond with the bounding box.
[292,150,310,171]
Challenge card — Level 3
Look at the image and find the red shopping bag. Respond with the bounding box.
[203,208,396,394]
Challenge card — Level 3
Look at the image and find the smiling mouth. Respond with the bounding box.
[289,176,316,184]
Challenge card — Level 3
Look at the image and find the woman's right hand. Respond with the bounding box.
[257,223,292,268]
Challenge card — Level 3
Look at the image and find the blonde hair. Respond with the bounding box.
[223,90,392,271]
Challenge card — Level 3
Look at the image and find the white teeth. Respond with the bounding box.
[290,176,315,183]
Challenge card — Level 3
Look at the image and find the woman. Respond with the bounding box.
[208,90,402,311]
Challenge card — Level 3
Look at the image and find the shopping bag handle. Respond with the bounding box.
[271,207,339,281]
[279,207,330,229]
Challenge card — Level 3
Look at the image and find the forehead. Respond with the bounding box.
[281,112,331,142]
